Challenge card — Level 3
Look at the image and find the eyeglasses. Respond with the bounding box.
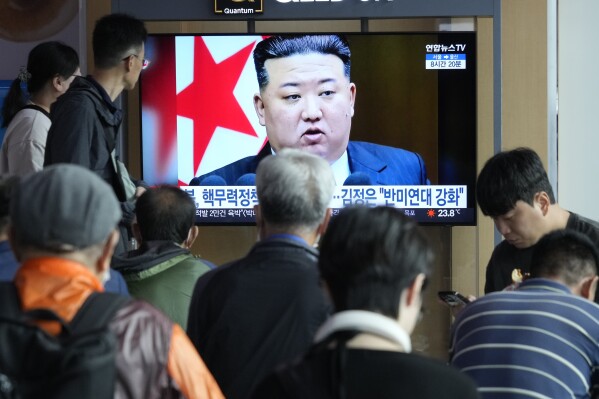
[123,54,150,70]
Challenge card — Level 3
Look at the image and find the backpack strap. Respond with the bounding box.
[0,281,75,330]
[0,282,129,335]
[0,281,22,319]
[69,292,130,334]
[21,104,50,119]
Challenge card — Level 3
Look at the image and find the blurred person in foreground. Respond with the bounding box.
[5,164,223,398]
[252,206,479,399]
[0,174,128,294]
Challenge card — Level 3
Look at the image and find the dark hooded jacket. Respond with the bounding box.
[44,76,146,254]
[112,240,212,329]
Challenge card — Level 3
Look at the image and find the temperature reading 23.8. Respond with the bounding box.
[438,209,460,217]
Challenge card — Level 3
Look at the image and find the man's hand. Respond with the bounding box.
[438,294,477,319]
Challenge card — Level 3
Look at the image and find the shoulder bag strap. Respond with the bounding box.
[0,281,71,330]
[70,292,130,334]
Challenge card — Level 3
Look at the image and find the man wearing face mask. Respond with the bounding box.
[187,148,334,399]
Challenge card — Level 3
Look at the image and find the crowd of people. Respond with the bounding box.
[0,11,598,399]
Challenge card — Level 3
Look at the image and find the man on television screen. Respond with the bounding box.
[192,34,429,187]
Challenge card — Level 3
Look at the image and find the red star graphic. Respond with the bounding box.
[177,38,258,174]
[426,209,436,218]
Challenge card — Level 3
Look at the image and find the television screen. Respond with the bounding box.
[139,32,477,225]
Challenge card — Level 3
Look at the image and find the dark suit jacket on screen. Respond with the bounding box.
[191,141,429,186]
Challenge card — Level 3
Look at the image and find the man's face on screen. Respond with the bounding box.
[253,52,356,164]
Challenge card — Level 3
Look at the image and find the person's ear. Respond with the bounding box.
[316,208,332,237]
[535,191,551,216]
[311,209,332,249]
[398,273,427,335]
[581,275,598,301]
[123,54,134,72]
[128,55,135,71]
[253,94,266,126]
[52,75,63,92]
[183,225,199,249]
[405,273,426,307]
[348,83,357,117]
[96,229,119,277]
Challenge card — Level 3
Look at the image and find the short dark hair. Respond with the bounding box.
[135,185,196,244]
[92,13,147,69]
[253,34,351,90]
[2,41,79,127]
[530,229,599,286]
[476,147,555,217]
[0,176,19,234]
[319,206,432,319]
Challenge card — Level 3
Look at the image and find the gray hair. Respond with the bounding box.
[256,148,335,231]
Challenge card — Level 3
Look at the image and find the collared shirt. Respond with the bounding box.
[265,233,308,246]
[270,147,350,185]
[330,150,350,185]
[451,278,599,399]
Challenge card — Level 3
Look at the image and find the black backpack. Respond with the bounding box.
[0,282,129,399]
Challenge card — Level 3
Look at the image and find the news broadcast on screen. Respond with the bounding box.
[139,33,477,225]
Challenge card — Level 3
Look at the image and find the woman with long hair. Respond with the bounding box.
[0,41,79,176]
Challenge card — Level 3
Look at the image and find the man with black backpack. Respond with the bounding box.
[0,164,224,399]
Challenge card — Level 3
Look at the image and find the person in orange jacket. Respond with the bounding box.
[6,163,224,399]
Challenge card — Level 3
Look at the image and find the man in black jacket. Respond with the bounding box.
[45,13,149,254]
[187,148,335,399]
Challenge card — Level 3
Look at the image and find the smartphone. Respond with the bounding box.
[438,291,471,307]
